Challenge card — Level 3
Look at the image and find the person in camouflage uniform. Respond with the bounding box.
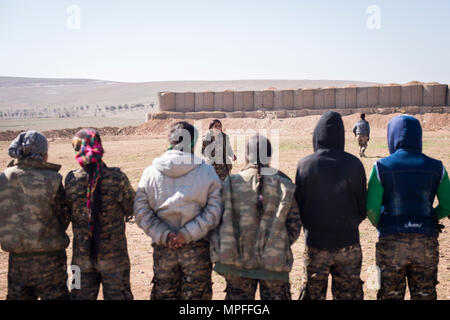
[65,128,135,300]
[299,244,363,300]
[210,134,302,300]
[201,119,236,181]
[0,131,70,300]
[367,115,450,300]
[295,112,367,300]
[134,121,222,300]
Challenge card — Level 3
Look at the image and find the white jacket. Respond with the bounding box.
[134,150,223,246]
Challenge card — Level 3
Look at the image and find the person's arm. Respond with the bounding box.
[436,166,450,220]
[286,197,302,245]
[134,168,173,246]
[54,180,71,231]
[118,171,136,220]
[355,161,367,223]
[366,164,384,226]
[352,124,357,136]
[178,166,223,244]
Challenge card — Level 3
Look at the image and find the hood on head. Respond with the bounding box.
[152,150,203,178]
[387,115,422,154]
[313,111,345,152]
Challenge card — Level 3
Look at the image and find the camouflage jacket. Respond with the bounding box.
[65,161,135,267]
[0,158,70,254]
[210,164,302,279]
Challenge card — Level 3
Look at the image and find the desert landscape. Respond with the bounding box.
[0,112,449,300]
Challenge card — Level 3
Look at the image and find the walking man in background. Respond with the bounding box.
[352,113,370,157]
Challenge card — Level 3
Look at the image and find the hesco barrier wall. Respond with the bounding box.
[155,82,450,118]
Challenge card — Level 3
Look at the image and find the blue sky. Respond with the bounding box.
[1,0,449,83]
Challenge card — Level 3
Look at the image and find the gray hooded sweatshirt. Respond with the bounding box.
[134,150,223,246]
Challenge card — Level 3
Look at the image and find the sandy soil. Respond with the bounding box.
[0,114,449,300]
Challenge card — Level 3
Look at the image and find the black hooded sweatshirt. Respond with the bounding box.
[295,111,367,249]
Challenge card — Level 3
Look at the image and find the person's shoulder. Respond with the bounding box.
[65,167,85,183]
[296,153,317,169]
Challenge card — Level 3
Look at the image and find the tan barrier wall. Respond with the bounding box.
[243,91,254,111]
[367,86,379,107]
[448,85,450,106]
[262,90,274,110]
[424,83,447,106]
[214,92,223,111]
[159,92,176,111]
[175,93,185,112]
[345,87,357,108]
[281,90,294,110]
[195,92,204,112]
[379,84,401,107]
[294,89,303,109]
[223,91,234,112]
[335,88,345,108]
[233,91,244,112]
[254,91,264,109]
[401,83,423,106]
[356,87,368,108]
[184,92,195,112]
[313,89,324,109]
[303,89,314,109]
[158,82,449,114]
[203,92,214,112]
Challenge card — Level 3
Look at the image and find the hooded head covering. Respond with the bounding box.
[168,121,198,152]
[387,115,422,154]
[313,111,345,152]
[8,131,48,161]
[72,128,104,260]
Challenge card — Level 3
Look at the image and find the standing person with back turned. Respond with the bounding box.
[134,121,222,300]
[202,119,237,181]
[210,134,302,300]
[0,131,70,300]
[352,113,370,157]
[65,128,135,300]
[367,115,450,300]
[295,111,367,300]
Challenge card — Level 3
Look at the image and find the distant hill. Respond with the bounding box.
[0,76,378,111]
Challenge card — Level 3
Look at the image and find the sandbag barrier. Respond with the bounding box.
[158,82,449,113]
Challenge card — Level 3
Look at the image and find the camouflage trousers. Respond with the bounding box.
[7,251,69,300]
[224,274,291,300]
[357,135,369,156]
[151,239,212,300]
[70,256,133,300]
[299,243,364,300]
[213,163,231,181]
[376,233,439,300]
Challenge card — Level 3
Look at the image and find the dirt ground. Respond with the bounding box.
[0,113,449,300]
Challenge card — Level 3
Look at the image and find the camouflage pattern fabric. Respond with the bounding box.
[151,239,212,300]
[7,251,69,300]
[376,233,439,300]
[202,132,233,181]
[357,135,369,157]
[70,259,133,300]
[210,165,300,273]
[224,274,291,300]
[0,159,70,254]
[212,163,231,181]
[299,243,364,300]
[65,161,135,300]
